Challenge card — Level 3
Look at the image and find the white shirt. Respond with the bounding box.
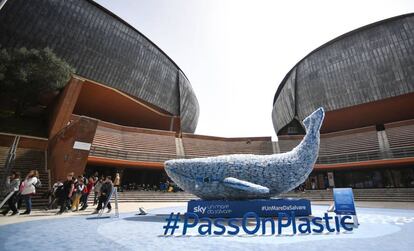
[21,177,38,195]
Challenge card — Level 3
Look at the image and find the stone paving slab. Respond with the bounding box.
[0,204,414,251]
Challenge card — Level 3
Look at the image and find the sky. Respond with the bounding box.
[95,0,414,140]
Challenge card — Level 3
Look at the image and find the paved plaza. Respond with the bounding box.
[1,202,414,251]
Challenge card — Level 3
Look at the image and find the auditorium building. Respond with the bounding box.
[0,0,273,204]
[0,0,413,206]
[272,13,414,190]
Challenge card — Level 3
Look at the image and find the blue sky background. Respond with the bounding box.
[95,0,414,140]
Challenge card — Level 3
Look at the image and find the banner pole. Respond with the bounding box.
[114,187,119,218]
[0,191,14,209]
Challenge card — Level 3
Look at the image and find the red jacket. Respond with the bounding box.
[84,181,94,194]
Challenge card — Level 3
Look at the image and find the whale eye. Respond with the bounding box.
[203,177,210,183]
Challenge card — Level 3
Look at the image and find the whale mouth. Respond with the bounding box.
[164,163,194,183]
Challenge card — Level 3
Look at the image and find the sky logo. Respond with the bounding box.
[193,206,207,214]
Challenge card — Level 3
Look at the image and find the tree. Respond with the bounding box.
[0,47,74,116]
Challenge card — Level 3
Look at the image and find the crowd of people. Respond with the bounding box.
[1,170,185,216]
[1,170,117,216]
[51,172,115,215]
[1,170,41,216]
[123,180,181,192]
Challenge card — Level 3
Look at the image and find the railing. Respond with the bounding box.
[316,146,414,164]
[390,146,414,158]
[89,146,177,163]
[183,152,271,159]
[89,145,414,165]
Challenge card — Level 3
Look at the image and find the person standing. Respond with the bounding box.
[93,177,103,206]
[93,176,113,214]
[45,180,63,210]
[311,179,316,190]
[20,170,39,215]
[71,176,85,212]
[93,172,99,181]
[1,171,21,216]
[57,172,74,215]
[80,177,94,210]
[114,173,121,192]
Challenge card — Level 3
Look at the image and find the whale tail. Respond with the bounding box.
[302,107,325,134]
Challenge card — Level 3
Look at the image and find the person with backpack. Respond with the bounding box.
[44,180,63,210]
[1,171,21,216]
[20,170,39,215]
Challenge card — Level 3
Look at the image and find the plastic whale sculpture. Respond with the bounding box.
[165,107,325,200]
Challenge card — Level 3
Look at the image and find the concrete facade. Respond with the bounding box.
[272,13,414,134]
[0,0,199,132]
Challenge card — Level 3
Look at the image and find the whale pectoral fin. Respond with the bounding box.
[223,177,269,194]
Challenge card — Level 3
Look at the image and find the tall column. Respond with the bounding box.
[49,77,84,138]
[48,116,98,182]
[377,130,392,159]
[272,141,280,154]
[175,137,185,158]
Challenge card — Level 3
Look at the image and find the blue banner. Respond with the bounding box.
[333,188,356,215]
[187,198,312,218]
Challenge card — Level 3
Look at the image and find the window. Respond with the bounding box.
[288,127,299,134]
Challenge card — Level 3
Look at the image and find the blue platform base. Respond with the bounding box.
[187,198,312,218]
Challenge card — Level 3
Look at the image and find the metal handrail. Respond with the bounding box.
[90,146,177,163]
[317,145,414,156]
[89,145,414,165]
[91,145,176,156]
[317,146,414,164]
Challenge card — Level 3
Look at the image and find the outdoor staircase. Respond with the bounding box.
[0,146,49,208]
